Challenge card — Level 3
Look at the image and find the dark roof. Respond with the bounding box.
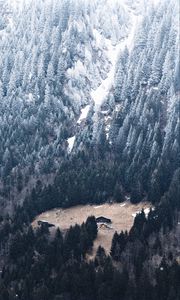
[38,220,55,227]
[96,216,112,224]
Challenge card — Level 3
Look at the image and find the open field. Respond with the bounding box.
[32,202,152,258]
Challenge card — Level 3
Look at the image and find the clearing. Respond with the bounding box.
[32,202,152,259]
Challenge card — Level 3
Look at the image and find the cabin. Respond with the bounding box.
[99,223,112,230]
[37,220,55,228]
[96,216,112,224]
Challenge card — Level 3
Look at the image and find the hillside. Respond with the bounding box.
[0,0,179,214]
[0,1,179,299]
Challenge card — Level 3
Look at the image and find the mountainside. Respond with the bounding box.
[0,0,131,210]
[0,0,179,214]
[0,1,180,299]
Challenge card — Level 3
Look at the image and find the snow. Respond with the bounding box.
[94,205,104,209]
[75,20,84,33]
[132,207,154,218]
[7,17,14,29]
[91,5,142,116]
[85,47,92,61]
[93,29,103,49]
[77,105,90,124]
[132,212,139,218]
[28,93,33,102]
[144,208,150,216]
[101,110,109,115]
[62,48,67,54]
[8,0,23,9]
[67,60,86,78]
[90,2,143,139]
[152,0,160,7]
[91,29,122,112]
[67,136,75,153]
[105,123,111,139]
[115,104,122,112]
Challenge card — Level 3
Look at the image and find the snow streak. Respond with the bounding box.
[91,3,142,133]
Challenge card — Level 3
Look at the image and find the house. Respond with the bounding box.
[96,216,112,224]
[99,223,112,230]
[37,220,55,228]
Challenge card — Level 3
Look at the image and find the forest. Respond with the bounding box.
[0,0,179,299]
[0,176,179,299]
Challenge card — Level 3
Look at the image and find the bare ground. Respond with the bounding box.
[32,202,152,258]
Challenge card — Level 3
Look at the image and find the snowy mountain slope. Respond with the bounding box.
[0,3,179,298]
[0,0,132,208]
[90,4,143,137]
[72,0,179,203]
[0,0,179,211]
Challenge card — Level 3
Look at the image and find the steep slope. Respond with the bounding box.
[0,0,179,213]
[0,0,133,211]
[73,0,179,204]
[108,0,179,203]
[0,1,179,299]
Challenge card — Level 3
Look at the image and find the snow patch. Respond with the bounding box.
[67,136,76,153]
[132,212,139,218]
[7,17,14,29]
[85,47,92,62]
[115,104,122,112]
[152,0,160,7]
[67,60,86,78]
[91,30,124,112]
[120,203,126,207]
[91,5,142,128]
[28,93,33,102]
[93,29,104,49]
[8,0,23,9]
[101,110,109,115]
[144,208,150,217]
[77,105,90,124]
[132,207,153,218]
[94,205,104,209]
[105,124,111,139]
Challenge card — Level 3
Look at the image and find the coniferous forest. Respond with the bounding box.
[0,0,179,299]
